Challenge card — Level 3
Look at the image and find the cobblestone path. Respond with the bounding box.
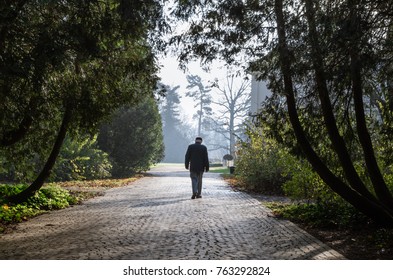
[0,165,344,260]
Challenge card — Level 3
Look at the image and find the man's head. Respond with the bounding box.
[195,136,202,143]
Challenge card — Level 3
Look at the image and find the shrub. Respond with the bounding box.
[236,123,341,203]
[27,184,77,210]
[383,164,393,192]
[0,135,112,183]
[266,201,368,228]
[235,126,289,195]
[52,136,112,181]
[281,157,339,204]
[0,183,78,224]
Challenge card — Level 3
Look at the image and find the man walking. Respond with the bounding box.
[185,136,209,199]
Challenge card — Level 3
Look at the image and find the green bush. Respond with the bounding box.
[52,136,112,181]
[27,184,77,210]
[236,123,341,204]
[281,157,339,204]
[0,135,112,183]
[266,201,368,228]
[0,183,78,224]
[0,184,26,197]
[235,126,289,195]
[383,164,393,192]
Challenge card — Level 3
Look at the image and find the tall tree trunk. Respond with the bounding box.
[347,5,393,208]
[229,110,235,157]
[274,0,393,226]
[7,106,72,204]
[302,0,377,203]
[198,101,202,136]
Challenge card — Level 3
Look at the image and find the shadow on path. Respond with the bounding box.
[0,164,345,260]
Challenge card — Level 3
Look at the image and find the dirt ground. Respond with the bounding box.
[300,224,393,260]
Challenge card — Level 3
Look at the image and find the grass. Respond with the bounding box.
[209,166,231,174]
[152,162,231,174]
[153,163,182,166]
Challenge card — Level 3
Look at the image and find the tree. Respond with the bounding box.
[186,74,213,136]
[1,1,167,202]
[273,0,393,225]
[169,0,393,226]
[159,83,191,163]
[211,73,251,158]
[98,97,164,178]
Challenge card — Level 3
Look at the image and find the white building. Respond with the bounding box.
[250,74,271,116]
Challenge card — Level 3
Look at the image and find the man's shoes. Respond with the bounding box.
[191,194,196,199]
[196,195,202,199]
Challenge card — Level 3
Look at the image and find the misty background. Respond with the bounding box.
[158,56,252,164]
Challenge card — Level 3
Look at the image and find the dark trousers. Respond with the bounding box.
[190,171,203,195]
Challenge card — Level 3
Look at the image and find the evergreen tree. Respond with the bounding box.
[1,1,166,202]
[186,74,213,137]
[98,97,164,178]
[159,84,190,163]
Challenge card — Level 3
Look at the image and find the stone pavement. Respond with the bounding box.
[0,165,344,260]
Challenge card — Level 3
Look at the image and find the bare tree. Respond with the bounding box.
[210,74,251,158]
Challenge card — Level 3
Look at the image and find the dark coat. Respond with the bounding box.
[185,143,209,172]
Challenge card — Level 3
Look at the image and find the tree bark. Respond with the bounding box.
[347,7,393,209]
[198,100,202,136]
[7,106,72,204]
[274,0,393,226]
[302,0,377,203]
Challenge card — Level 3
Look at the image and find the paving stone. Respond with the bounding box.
[0,165,345,260]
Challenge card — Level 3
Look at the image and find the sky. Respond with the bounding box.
[158,56,197,125]
[158,55,250,126]
[157,2,245,126]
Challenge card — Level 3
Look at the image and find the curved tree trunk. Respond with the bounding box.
[303,0,393,211]
[274,0,393,226]
[347,6,393,208]
[302,0,378,203]
[7,106,72,204]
